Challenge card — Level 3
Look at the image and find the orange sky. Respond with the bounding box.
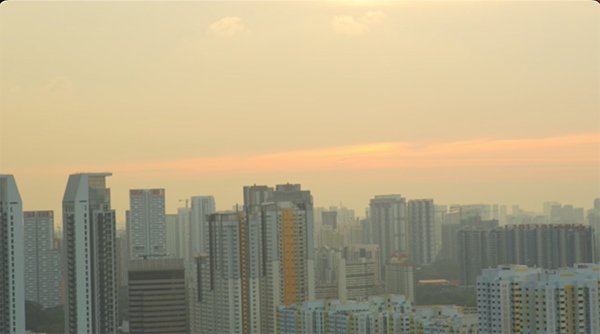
[1,1,599,222]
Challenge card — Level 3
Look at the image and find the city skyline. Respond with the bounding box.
[2,1,599,333]
[1,1,598,220]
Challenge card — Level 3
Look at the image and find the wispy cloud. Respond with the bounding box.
[332,11,386,36]
[35,133,600,176]
[208,16,247,37]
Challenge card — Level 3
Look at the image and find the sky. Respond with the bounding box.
[1,0,599,224]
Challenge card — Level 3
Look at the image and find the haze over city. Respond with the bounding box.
[1,1,599,223]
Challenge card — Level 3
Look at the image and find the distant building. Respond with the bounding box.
[23,210,62,308]
[62,173,118,334]
[315,245,384,302]
[408,199,436,265]
[165,208,191,261]
[115,230,129,288]
[128,189,166,258]
[0,175,26,334]
[322,210,337,229]
[385,256,415,303]
[477,263,600,334]
[370,195,407,276]
[196,212,254,334]
[189,196,215,256]
[548,203,585,224]
[277,295,416,334]
[128,258,187,334]
[415,305,478,334]
[458,224,594,286]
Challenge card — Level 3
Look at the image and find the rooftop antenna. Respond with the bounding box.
[178,199,189,209]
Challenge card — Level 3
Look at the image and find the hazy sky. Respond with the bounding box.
[1,1,599,223]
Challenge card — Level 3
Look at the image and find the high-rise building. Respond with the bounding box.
[128,189,166,259]
[322,210,337,229]
[408,199,436,265]
[128,258,187,334]
[385,256,415,303]
[0,175,25,334]
[458,224,595,286]
[165,209,191,261]
[23,210,62,308]
[189,195,215,256]
[196,211,256,334]
[165,213,179,257]
[260,200,313,333]
[62,173,118,334]
[369,195,407,275]
[209,183,315,333]
[243,185,273,211]
[315,244,384,302]
[477,264,600,334]
[115,229,129,288]
[549,203,585,224]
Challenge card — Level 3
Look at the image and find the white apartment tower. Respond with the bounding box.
[190,195,215,256]
[63,173,118,334]
[197,212,250,334]
[478,264,600,334]
[0,175,25,334]
[24,210,62,308]
[128,189,166,258]
[408,199,436,265]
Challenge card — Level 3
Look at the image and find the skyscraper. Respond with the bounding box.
[196,212,250,334]
[62,173,118,334]
[128,189,166,258]
[23,210,62,308]
[408,199,436,265]
[260,200,314,333]
[189,195,215,256]
[369,195,407,276]
[128,258,187,334]
[0,175,25,334]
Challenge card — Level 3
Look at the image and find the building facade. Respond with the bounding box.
[63,173,118,334]
[24,210,62,308]
[477,264,600,334]
[277,295,417,334]
[128,189,166,259]
[408,199,436,265]
[369,195,407,276]
[458,224,595,286]
[189,196,215,257]
[0,175,25,334]
[128,258,187,334]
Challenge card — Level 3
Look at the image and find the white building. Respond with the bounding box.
[277,295,416,334]
[477,263,600,334]
[0,175,25,334]
[24,210,62,308]
[196,212,247,334]
[190,195,215,256]
[63,173,118,334]
[166,208,191,261]
[128,189,166,258]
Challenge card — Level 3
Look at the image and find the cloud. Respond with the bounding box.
[332,11,386,36]
[33,133,600,177]
[208,16,247,37]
